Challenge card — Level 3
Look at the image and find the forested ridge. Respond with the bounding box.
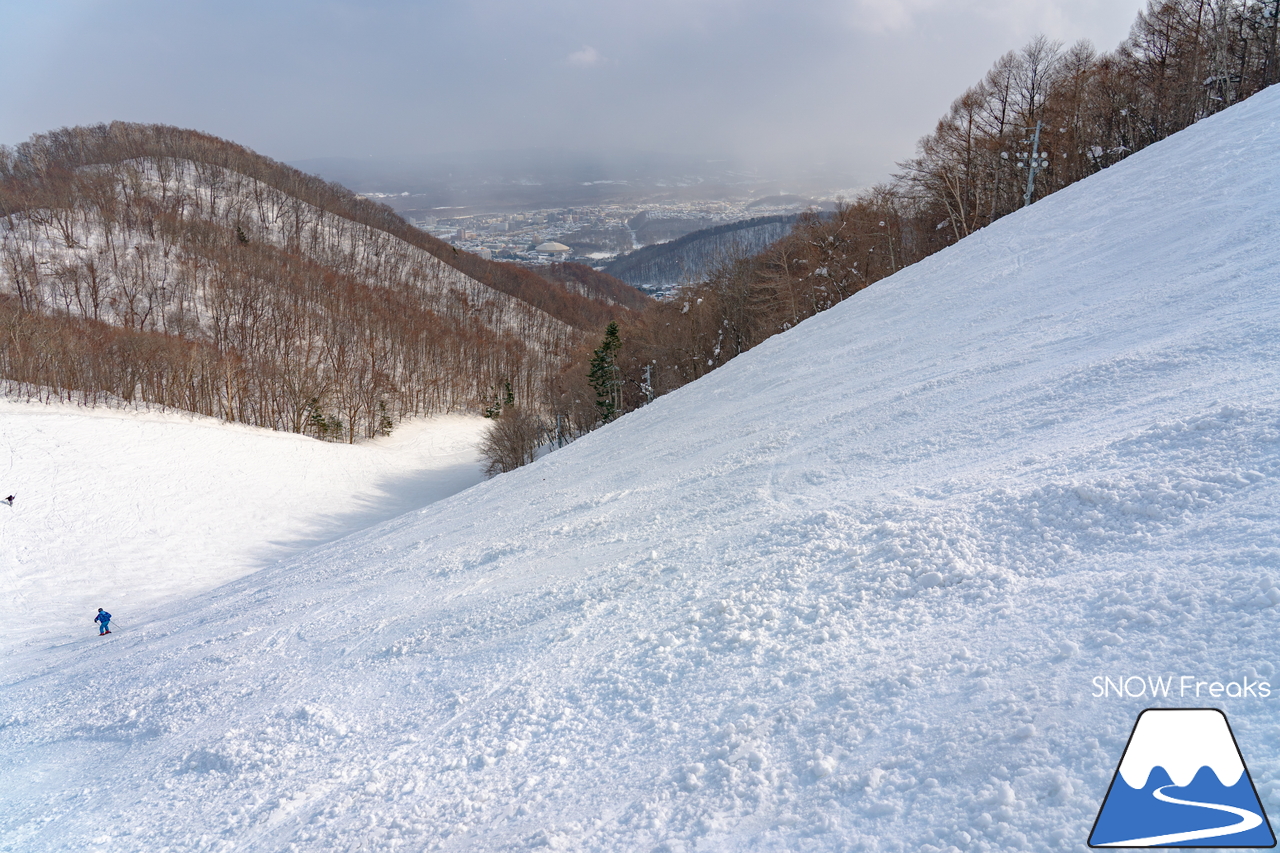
[0,123,646,440]
[568,0,1280,421]
[602,215,799,292]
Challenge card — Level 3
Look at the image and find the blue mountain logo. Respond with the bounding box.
[1090,708,1275,848]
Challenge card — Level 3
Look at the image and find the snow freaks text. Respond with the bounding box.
[1091,675,1272,700]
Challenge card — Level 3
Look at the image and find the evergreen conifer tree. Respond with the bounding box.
[588,321,623,424]
[376,400,395,436]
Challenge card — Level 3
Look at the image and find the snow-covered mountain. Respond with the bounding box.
[1116,710,1245,790]
[2,86,1279,851]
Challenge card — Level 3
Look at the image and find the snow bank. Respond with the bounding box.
[1,88,1279,851]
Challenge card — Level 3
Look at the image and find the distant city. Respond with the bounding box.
[296,150,857,269]
[369,195,837,266]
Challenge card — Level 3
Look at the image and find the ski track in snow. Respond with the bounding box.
[1,89,1280,851]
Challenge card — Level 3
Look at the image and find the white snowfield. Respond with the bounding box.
[0,405,488,656]
[2,86,1279,852]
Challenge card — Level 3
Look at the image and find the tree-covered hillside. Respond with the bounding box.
[0,123,647,439]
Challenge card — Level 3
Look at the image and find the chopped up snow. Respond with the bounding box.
[1,88,1279,852]
[0,402,488,656]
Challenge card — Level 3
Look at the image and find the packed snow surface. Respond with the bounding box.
[0,404,488,656]
[3,88,1280,852]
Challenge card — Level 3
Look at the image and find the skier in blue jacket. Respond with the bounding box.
[94,608,111,635]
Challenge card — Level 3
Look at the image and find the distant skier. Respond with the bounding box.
[3,495,12,506]
[94,608,112,635]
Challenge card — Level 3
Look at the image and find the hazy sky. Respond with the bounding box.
[2,0,1149,186]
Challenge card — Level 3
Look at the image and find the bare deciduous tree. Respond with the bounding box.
[479,407,546,477]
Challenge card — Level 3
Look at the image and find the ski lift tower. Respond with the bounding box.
[1015,121,1050,208]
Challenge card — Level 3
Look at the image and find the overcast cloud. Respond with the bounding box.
[1,0,1148,186]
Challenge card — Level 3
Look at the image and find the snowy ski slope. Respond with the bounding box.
[2,87,1279,851]
[0,405,488,656]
